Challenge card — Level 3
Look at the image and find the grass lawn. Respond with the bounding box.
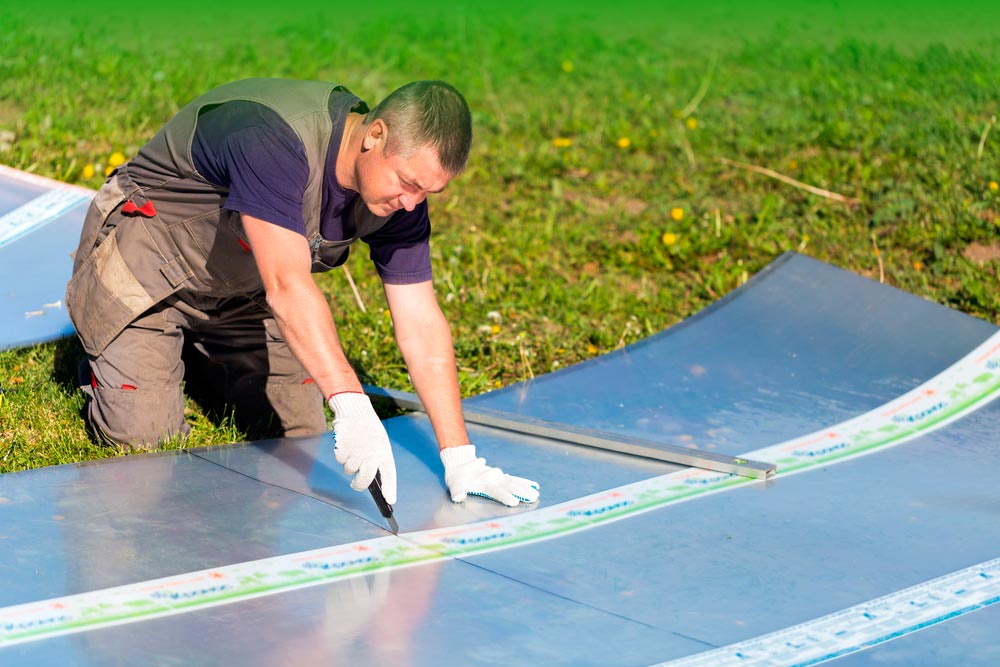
[1,1,999,472]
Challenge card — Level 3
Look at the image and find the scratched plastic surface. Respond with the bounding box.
[0,171,91,350]
[2,254,999,665]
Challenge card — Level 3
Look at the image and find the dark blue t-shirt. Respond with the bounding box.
[190,97,432,285]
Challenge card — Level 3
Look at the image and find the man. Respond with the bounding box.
[66,78,538,508]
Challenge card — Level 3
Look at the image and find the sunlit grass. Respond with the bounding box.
[1,3,999,472]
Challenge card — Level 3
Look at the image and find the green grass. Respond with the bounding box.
[1,2,999,473]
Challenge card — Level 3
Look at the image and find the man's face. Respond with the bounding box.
[355,120,453,217]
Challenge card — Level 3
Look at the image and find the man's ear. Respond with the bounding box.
[363,119,386,152]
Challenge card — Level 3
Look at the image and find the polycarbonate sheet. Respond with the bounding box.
[192,414,680,534]
[1,557,709,667]
[0,450,386,608]
[0,168,90,349]
[822,604,1000,667]
[0,439,702,667]
[466,253,997,454]
[0,176,46,212]
[2,253,999,666]
[459,399,1000,655]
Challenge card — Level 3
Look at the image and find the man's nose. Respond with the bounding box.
[400,192,426,212]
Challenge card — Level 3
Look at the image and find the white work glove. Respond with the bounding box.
[328,392,397,504]
[440,444,540,507]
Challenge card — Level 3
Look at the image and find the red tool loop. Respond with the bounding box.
[121,199,157,217]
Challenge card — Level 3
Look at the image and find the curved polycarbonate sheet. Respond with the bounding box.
[459,399,1000,653]
[0,176,46,213]
[0,436,700,667]
[2,253,999,665]
[0,167,91,350]
[0,451,387,609]
[191,416,681,534]
[465,253,997,455]
[815,604,1000,667]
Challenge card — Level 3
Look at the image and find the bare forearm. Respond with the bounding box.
[267,280,361,398]
[395,310,470,449]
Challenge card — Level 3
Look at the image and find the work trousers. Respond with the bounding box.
[81,295,327,449]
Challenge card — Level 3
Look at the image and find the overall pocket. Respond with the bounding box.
[66,229,158,356]
[174,208,264,294]
[310,236,354,273]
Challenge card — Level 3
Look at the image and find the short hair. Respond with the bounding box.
[365,81,472,175]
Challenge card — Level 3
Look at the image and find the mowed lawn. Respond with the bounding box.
[1,1,999,472]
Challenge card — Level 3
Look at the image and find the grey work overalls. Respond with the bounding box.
[66,79,391,448]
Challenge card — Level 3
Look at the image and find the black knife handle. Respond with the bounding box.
[367,470,394,519]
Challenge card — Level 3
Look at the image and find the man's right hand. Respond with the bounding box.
[328,392,397,504]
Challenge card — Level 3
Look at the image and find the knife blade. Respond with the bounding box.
[367,470,398,534]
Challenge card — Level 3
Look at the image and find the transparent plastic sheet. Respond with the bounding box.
[1,254,999,665]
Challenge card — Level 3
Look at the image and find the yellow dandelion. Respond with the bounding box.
[661,231,678,246]
[990,181,999,192]
[552,137,573,148]
[671,207,684,221]
[586,344,598,355]
[491,324,501,334]
[561,60,574,73]
[81,163,95,179]
[104,165,115,176]
[108,151,126,167]
[617,136,631,149]
[913,260,923,271]
[685,117,698,130]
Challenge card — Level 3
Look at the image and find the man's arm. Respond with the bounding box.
[384,280,539,506]
[241,214,397,502]
[241,214,360,398]
[383,280,470,450]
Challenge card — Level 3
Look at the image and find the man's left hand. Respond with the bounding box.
[440,444,540,507]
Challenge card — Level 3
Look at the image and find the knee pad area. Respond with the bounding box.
[86,384,189,450]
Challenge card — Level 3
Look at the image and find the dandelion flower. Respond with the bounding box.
[108,151,126,167]
[552,137,573,148]
[491,324,501,334]
[671,207,684,221]
[913,260,923,271]
[81,163,95,179]
[104,165,115,176]
[661,231,678,245]
[685,117,698,130]
[586,344,598,355]
[617,136,631,149]
[990,181,999,192]
[561,60,574,73]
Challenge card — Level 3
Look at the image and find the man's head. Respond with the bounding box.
[365,80,472,174]
[353,81,472,217]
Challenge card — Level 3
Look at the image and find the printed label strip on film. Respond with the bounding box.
[653,557,1000,667]
[0,188,92,248]
[2,330,999,649]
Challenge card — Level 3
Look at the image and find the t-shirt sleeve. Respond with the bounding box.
[216,127,309,235]
[362,202,433,285]
[192,104,309,235]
